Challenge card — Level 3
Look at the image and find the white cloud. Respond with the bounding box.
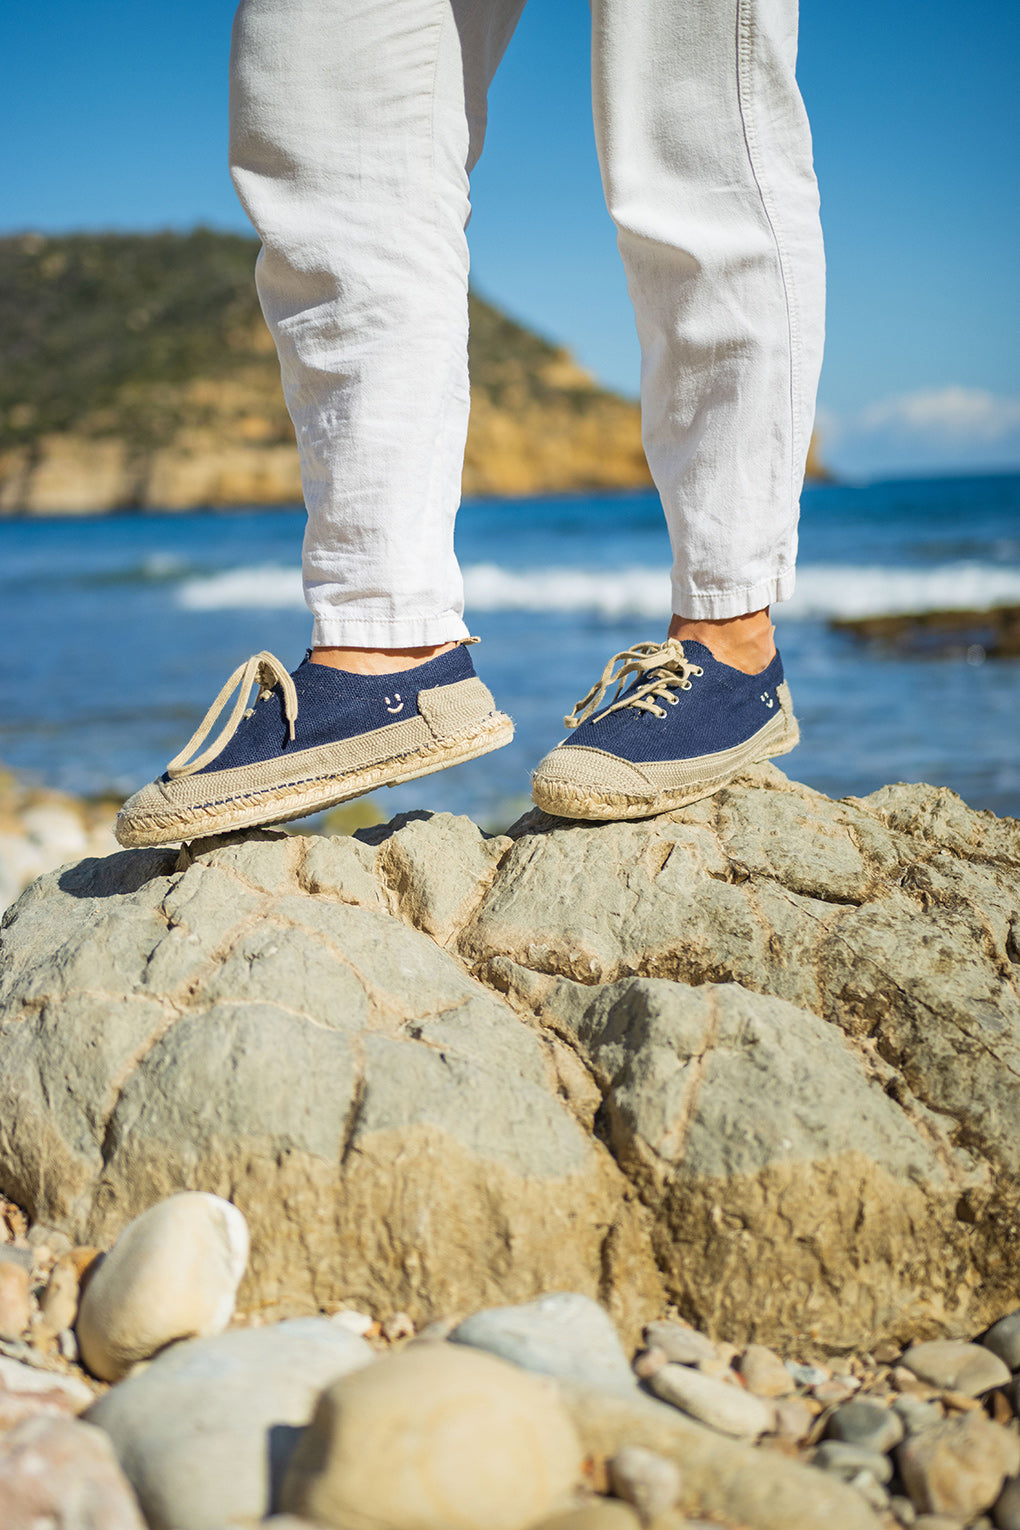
[856,386,1020,443]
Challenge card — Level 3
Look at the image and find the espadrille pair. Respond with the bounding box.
[114,637,799,847]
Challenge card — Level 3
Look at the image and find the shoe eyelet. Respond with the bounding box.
[668,695,679,705]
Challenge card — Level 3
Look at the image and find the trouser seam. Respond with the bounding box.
[735,0,800,505]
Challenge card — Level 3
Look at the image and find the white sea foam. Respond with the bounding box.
[176,560,1020,621]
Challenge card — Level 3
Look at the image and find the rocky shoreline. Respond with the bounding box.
[1,761,1019,1527]
[4,1188,1020,1528]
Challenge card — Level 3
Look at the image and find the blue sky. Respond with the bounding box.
[3,0,1018,478]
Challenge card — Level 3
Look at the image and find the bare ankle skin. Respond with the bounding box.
[310,641,457,677]
[668,608,776,675]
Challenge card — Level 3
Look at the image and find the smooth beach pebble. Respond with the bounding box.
[532,1505,641,1530]
[0,1261,30,1341]
[826,1398,904,1454]
[76,1191,249,1382]
[84,1318,374,1530]
[449,1291,635,1395]
[772,1396,816,1442]
[632,1346,668,1380]
[994,1475,1020,1530]
[894,1395,946,1436]
[900,1341,1010,1398]
[608,1444,681,1520]
[37,1251,83,1340]
[329,1309,374,1337]
[737,1343,795,1397]
[642,1320,717,1367]
[280,1344,583,1530]
[0,1415,146,1530]
[897,1414,1020,1519]
[983,1312,1020,1374]
[812,1440,894,1485]
[649,1362,774,1440]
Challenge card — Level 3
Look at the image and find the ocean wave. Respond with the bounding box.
[176,561,1020,621]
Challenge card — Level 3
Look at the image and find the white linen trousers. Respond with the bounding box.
[229,0,825,647]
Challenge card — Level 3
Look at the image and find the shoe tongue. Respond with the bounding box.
[672,639,716,666]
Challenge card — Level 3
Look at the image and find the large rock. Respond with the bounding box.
[465,769,1020,1346]
[0,819,660,1332]
[85,1318,373,1530]
[2,769,1020,1348]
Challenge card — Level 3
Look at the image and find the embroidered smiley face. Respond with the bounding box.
[384,693,404,715]
[761,692,775,709]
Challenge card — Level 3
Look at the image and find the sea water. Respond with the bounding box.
[1,471,1018,826]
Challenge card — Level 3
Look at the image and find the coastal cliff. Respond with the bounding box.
[0,229,651,514]
[0,230,827,515]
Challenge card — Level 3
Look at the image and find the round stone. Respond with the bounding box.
[642,1320,716,1367]
[984,1313,1020,1374]
[533,1506,641,1530]
[994,1475,1020,1530]
[0,1261,30,1342]
[738,1344,795,1398]
[900,1341,1010,1398]
[827,1399,904,1454]
[608,1445,681,1520]
[897,1414,1020,1518]
[77,1192,249,1382]
[280,1343,583,1530]
[813,1441,894,1485]
[894,1395,945,1436]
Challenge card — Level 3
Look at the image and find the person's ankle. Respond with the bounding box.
[310,641,457,677]
[668,608,776,675]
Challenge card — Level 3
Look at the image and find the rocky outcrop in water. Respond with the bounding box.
[1,763,1018,1355]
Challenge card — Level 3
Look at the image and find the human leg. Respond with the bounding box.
[230,0,526,658]
[591,0,825,628]
[532,0,822,818]
[117,0,524,846]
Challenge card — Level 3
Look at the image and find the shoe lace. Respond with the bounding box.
[166,651,298,779]
[563,640,703,730]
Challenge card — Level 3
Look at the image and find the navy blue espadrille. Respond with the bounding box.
[116,644,512,846]
[531,638,798,820]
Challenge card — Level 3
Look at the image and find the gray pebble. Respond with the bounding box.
[848,1469,891,1512]
[985,1313,1020,1375]
[642,1320,716,1366]
[994,1474,1020,1530]
[901,1340,1010,1397]
[449,1292,635,1394]
[0,1247,34,1273]
[827,1398,904,1454]
[812,1440,894,1485]
[893,1395,945,1436]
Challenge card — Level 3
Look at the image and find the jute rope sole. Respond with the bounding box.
[532,715,800,822]
[117,712,514,847]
